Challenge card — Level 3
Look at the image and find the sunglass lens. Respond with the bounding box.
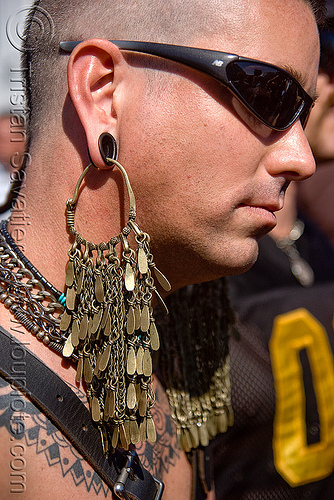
[226,61,304,129]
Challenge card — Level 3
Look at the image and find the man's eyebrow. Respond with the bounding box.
[282,64,318,101]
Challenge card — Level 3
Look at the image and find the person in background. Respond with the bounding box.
[298,16,334,246]
[0,1,32,217]
[0,113,26,216]
[0,114,13,206]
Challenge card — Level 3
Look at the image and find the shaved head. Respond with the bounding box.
[22,0,231,139]
[22,0,326,142]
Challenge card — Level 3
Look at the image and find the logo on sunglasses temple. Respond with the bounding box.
[212,60,225,68]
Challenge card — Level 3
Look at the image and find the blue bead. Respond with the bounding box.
[59,293,66,306]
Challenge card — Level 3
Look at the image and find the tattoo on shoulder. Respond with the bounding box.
[0,375,180,492]
[0,377,111,497]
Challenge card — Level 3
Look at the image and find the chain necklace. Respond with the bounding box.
[0,220,69,356]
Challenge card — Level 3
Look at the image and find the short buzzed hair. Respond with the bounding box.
[22,0,327,144]
[22,0,230,142]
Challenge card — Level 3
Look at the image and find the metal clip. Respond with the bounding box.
[113,450,165,500]
[114,450,136,499]
[153,477,164,500]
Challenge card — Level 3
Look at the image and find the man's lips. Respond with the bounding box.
[237,183,286,228]
[238,198,283,212]
[238,184,286,213]
[237,203,278,229]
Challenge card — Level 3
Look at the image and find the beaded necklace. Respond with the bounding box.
[0,220,69,356]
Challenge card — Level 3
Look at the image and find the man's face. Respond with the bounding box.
[305,70,334,162]
[117,0,319,289]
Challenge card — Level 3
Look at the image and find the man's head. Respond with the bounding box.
[305,17,334,162]
[22,0,325,141]
[22,0,324,290]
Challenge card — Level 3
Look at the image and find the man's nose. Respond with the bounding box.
[266,121,316,182]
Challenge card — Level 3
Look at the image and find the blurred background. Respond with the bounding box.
[0,1,31,217]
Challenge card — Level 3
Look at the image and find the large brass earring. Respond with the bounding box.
[60,133,171,453]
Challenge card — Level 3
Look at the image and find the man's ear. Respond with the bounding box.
[67,39,126,169]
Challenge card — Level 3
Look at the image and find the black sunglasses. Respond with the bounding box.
[60,40,314,131]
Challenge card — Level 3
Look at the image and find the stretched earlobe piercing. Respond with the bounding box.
[98,132,118,165]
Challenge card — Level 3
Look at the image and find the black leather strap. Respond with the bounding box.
[0,326,163,500]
